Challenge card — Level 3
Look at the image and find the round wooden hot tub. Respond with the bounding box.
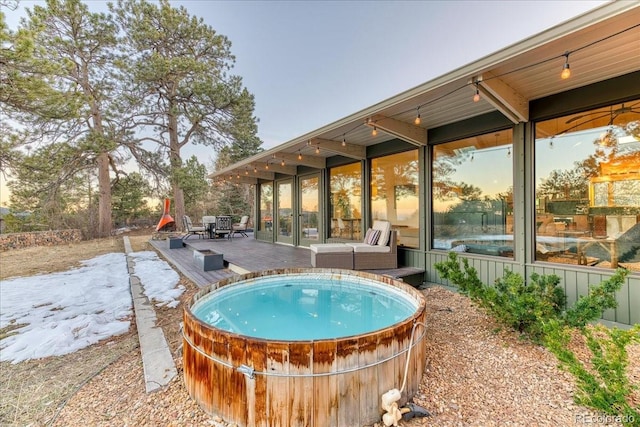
[183,268,427,427]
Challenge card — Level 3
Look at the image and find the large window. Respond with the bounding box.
[535,100,640,271]
[432,131,514,257]
[299,174,320,242]
[329,163,362,240]
[371,150,419,248]
[259,183,273,232]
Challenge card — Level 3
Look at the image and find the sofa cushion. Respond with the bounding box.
[364,228,381,245]
[347,242,391,253]
[310,243,353,254]
[364,228,373,243]
[372,220,391,246]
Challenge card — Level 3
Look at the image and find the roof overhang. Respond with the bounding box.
[211,2,640,180]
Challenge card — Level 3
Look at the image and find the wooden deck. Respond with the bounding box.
[149,233,424,288]
[150,239,237,287]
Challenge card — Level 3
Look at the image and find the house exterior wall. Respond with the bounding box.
[252,71,639,327]
[422,250,639,325]
[417,72,640,327]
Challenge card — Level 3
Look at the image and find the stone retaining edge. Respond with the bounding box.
[123,236,178,393]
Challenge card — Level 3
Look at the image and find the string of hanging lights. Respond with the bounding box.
[218,21,639,183]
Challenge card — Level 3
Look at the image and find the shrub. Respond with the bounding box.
[436,253,565,341]
[563,269,629,328]
[489,270,565,340]
[434,252,637,422]
[434,252,485,300]
[544,321,640,424]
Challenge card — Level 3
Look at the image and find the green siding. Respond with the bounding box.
[630,283,640,325]
[527,265,636,326]
[398,248,424,270]
[422,250,637,327]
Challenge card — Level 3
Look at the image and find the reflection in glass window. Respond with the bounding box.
[534,100,640,271]
[300,175,319,241]
[259,183,273,232]
[371,150,419,248]
[329,163,362,240]
[277,181,293,238]
[432,131,514,258]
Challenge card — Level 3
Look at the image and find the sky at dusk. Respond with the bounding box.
[0,0,608,204]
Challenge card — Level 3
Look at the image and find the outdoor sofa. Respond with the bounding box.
[310,220,398,270]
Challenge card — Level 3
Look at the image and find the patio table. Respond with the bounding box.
[202,216,217,239]
[206,215,233,239]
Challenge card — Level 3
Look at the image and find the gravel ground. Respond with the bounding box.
[50,283,638,427]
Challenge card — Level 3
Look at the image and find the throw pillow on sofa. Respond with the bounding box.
[365,228,381,245]
[372,220,391,246]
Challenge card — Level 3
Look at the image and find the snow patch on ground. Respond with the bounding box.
[0,250,182,363]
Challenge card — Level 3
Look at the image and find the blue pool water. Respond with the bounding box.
[191,273,418,340]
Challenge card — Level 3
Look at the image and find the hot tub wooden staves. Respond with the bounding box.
[183,268,427,427]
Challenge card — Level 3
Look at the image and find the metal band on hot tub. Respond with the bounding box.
[183,320,427,378]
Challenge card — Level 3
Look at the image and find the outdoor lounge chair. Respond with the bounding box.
[347,221,398,270]
[231,215,250,237]
[182,215,207,240]
[309,220,398,270]
[355,229,396,269]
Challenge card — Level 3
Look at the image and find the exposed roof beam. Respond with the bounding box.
[472,74,528,123]
[211,169,274,180]
[366,115,427,146]
[279,152,326,169]
[310,138,366,159]
[246,170,274,180]
[229,176,258,185]
[251,161,297,175]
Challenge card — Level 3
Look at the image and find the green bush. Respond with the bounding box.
[436,253,565,341]
[434,252,485,299]
[544,321,640,425]
[434,252,629,339]
[563,269,629,328]
[488,270,565,340]
[434,252,637,422]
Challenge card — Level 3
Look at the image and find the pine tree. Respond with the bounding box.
[113,0,261,230]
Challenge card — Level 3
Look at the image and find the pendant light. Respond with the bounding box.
[561,52,571,79]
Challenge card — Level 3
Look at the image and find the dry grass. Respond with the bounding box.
[0,334,139,426]
[0,237,124,280]
[0,228,155,427]
[0,229,154,282]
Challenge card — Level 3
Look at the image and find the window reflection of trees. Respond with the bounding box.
[432,132,514,257]
[330,164,361,220]
[329,163,362,239]
[259,183,273,231]
[536,121,640,209]
[534,100,640,270]
[432,152,467,202]
[300,176,319,233]
[371,151,420,248]
[371,151,418,218]
[277,182,293,237]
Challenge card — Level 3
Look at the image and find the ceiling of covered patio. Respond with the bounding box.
[211,2,640,183]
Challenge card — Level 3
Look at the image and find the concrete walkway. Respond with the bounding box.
[123,236,177,393]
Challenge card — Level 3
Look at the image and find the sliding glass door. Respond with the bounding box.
[276,180,294,245]
[298,174,321,247]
